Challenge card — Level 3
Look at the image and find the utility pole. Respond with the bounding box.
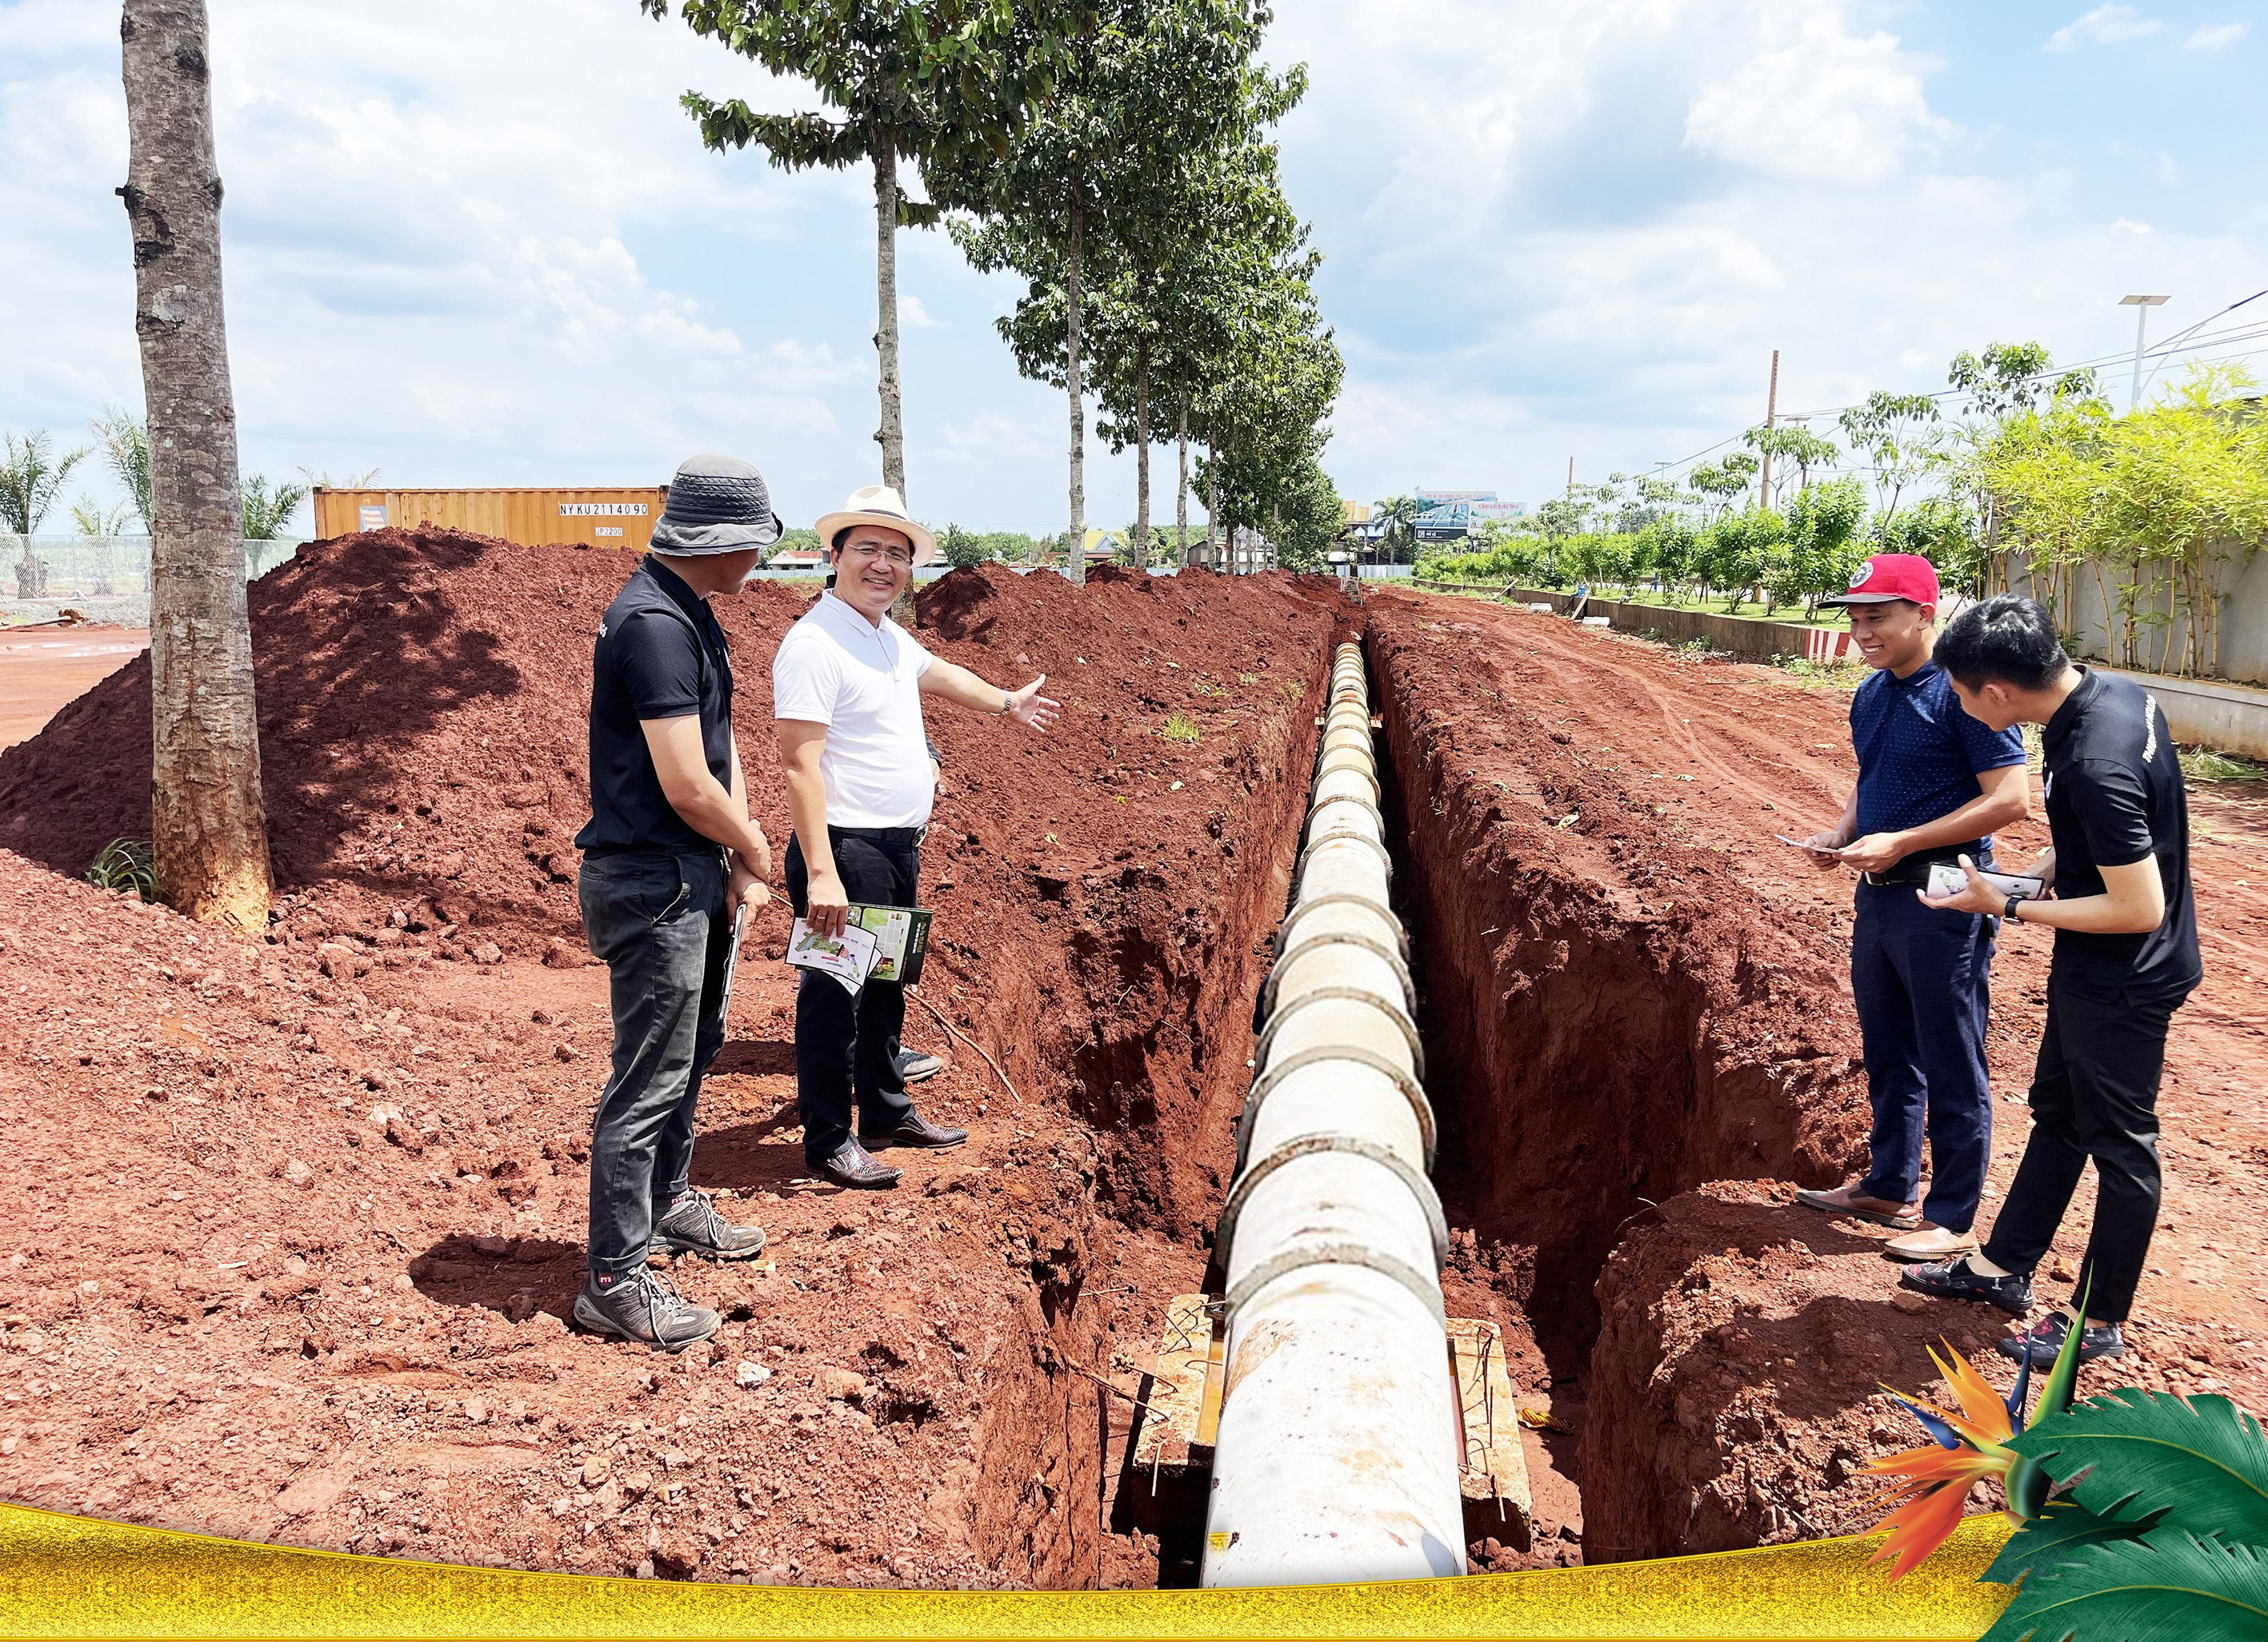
[1565,457,1574,499]
[2120,294,2170,412]
[1758,348,1780,510]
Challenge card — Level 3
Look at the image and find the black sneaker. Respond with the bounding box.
[814,1139,902,1190]
[1898,1257,2035,1316]
[651,1188,766,1261]
[894,1047,944,1084]
[571,1268,720,1354]
[861,1111,968,1150]
[1996,1311,2126,1368]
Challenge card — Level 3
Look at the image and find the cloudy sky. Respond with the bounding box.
[3,0,2262,532]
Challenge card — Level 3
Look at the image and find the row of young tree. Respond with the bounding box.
[1422,342,2268,661]
[643,0,1345,576]
[1,417,307,545]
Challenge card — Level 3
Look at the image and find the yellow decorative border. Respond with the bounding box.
[0,1502,2014,1638]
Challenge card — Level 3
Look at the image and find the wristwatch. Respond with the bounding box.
[999,690,1014,715]
[2004,893,2022,923]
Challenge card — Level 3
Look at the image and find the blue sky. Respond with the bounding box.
[3,0,2262,533]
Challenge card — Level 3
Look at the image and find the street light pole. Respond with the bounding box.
[2120,294,2169,412]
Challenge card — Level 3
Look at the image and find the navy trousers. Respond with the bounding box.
[1850,881,1996,1232]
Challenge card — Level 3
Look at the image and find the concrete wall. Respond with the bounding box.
[2005,544,2268,686]
[1413,581,1854,664]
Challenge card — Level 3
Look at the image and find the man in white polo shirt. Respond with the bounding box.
[774,485,1062,1189]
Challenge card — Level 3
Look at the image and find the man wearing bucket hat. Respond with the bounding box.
[774,485,1062,1189]
[570,453,782,1352]
[1789,552,2031,1265]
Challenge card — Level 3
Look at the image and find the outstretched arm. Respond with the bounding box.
[917,659,1061,731]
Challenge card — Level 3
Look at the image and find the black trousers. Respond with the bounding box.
[1982,968,2186,1324]
[785,829,918,1165]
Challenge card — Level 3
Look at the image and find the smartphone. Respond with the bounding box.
[1925,862,2046,902]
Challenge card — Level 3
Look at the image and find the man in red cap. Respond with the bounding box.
[1791,553,2031,1264]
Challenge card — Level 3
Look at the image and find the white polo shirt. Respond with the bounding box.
[771,591,936,829]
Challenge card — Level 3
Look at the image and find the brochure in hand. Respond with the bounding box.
[782,905,934,995]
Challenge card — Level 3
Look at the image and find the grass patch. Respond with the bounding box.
[1160,712,1203,745]
[2179,745,2268,784]
[87,837,157,901]
[1773,654,1869,689]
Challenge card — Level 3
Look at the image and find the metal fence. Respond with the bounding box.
[4,535,307,599]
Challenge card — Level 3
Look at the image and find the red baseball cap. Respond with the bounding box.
[1822,553,1939,608]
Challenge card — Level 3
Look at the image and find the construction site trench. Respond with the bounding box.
[14,549,2259,1589]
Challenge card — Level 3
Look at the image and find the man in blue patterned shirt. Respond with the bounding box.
[1791,553,2030,1263]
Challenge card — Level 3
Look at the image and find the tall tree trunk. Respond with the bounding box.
[873,135,916,623]
[1133,338,1150,569]
[1063,198,1085,586]
[121,0,270,931]
[1174,379,1189,565]
[874,136,905,497]
[1206,441,1222,572]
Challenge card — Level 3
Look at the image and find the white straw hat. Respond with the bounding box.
[811,485,938,566]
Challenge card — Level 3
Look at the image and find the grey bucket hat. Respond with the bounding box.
[649,453,785,553]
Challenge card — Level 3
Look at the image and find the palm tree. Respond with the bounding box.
[2,429,90,598]
[1371,494,1422,564]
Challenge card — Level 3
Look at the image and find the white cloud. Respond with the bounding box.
[2183,21,2250,52]
[1683,14,1946,183]
[2045,6,2163,53]
[898,294,939,329]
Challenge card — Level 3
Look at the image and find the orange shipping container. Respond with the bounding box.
[310,487,666,551]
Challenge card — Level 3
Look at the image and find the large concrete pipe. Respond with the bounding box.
[1202,641,1466,1588]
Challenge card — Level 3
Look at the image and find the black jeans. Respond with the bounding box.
[1982,969,2186,1323]
[577,847,730,1282]
[785,829,918,1165]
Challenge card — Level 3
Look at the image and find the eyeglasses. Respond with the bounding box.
[842,542,914,567]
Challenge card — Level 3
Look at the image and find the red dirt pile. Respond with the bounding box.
[0,528,822,958]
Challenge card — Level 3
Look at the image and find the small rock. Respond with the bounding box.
[542,938,587,970]
[623,1471,653,1501]
[2050,1258,2078,1281]
[553,1042,581,1063]
[0,1437,16,1456]
[582,1456,611,1487]
[470,941,504,965]
[470,1234,510,1256]
[282,1159,314,1188]
[817,1367,868,1404]
[634,1559,656,1580]
[462,1397,488,1425]
[391,1273,414,1292]
[1890,1289,1930,1314]
[77,1280,100,1300]
[735,1360,771,1388]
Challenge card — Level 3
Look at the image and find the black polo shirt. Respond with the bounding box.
[2041,668,2199,1002]
[574,555,734,856]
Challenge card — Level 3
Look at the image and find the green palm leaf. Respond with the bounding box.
[1978,1528,2268,1642]
[1984,1498,2162,1586]
[2006,1389,2268,1547]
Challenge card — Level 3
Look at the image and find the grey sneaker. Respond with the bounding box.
[572,1268,720,1353]
[650,1189,766,1261]
[894,1047,944,1084]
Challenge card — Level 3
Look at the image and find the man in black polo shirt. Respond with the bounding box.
[1902,595,2201,1367]
[570,454,781,1352]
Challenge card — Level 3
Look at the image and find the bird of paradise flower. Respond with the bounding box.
[1861,1289,2090,1580]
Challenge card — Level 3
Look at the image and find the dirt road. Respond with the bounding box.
[0,629,147,751]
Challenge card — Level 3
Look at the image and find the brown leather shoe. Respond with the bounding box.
[1882,1224,1979,1263]
[1794,1182,1922,1230]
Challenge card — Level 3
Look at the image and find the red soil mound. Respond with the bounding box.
[0,529,814,956]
